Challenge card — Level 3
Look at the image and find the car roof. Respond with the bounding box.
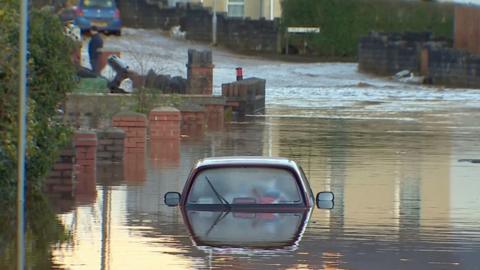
[194,156,299,169]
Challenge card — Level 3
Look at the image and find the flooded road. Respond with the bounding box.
[54,29,480,269]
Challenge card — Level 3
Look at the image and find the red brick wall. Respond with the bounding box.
[455,6,480,54]
[222,78,266,118]
[181,110,206,135]
[113,113,147,184]
[149,107,181,139]
[74,131,97,205]
[112,113,147,154]
[45,146,75,197]
[187,65,214,95]
[205,104,224,130]
[97,128,125,163]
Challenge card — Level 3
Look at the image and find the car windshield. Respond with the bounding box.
[187,167,303,205]
[82,0,114,8]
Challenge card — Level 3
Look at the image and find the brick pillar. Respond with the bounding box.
[205,104,224,130]
[148,107,181,168]
[222,78,266,120]
[112,112,147,184]
[148,107,181,140]
[112,112,147,154]
[180,106,206,136]
[186,49,214,95]
[97,127,125,164]
[74,130,97,205]
[45,144,76,198]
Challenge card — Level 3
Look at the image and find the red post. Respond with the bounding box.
[236,67,243,81]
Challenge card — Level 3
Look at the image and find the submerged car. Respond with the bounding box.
[74,0,122,35]
[164,156,334,210]
[164,156,334,250]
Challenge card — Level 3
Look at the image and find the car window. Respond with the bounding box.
[83,0,114,8]
[187,167,302,205]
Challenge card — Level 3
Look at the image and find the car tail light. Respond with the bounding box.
[114,9,120,18]
[75,7,84,17]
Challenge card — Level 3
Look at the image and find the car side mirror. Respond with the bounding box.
[316,191,334,209]
[164,192,181,206]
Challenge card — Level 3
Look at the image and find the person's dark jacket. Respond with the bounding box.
[88,33,103,59]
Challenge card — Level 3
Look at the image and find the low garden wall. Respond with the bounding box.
[427,47,480,88]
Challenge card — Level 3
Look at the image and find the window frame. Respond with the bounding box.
[227,0,245,18]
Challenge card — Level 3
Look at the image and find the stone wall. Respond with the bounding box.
[217,17,279,53]
[64,93,225,129]
[358,31,480,88]
[183,8,212,42]
[116,0,280,54]
[117,0,187,29]
[96,128,126,163]
[427,47,480,88]
[183,9,280,53]
[358,32,439,75]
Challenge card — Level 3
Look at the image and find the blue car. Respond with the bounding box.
[74,0,121,35]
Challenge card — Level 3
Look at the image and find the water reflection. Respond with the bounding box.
[50,107,480,270]
[124,152,146,184]
[150,139,180,168]
[75,160,97,205]
[0,194,68,270]
[185,210,310,251]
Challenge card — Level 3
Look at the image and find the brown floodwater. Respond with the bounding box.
[49,104,480,270]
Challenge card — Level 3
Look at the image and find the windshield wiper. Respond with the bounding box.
[205,176,230,209]
[206,211,230,236]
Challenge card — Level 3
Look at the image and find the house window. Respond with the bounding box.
[228,0,244,17]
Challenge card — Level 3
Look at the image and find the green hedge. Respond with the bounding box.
[1,1,76,198]
[1,1,75,267]
[281,0,454,58]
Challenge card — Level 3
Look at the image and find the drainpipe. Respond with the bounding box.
[17,0,28,268]
[270,0,274,20]
[260,0,264,18]
[212,0,217,45]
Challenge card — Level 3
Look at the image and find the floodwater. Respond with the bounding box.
[56,29,480,269]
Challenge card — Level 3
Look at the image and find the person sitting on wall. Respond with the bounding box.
[88,26,103,75]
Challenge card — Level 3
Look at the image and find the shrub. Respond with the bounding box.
[281,0,454,58]
[0,2,75,267]
[0,1,76,197]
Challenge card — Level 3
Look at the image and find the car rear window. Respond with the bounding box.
[187,167,303,205]
[83,0,115,8]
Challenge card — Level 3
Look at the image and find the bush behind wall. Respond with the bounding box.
[281,0,454,58]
